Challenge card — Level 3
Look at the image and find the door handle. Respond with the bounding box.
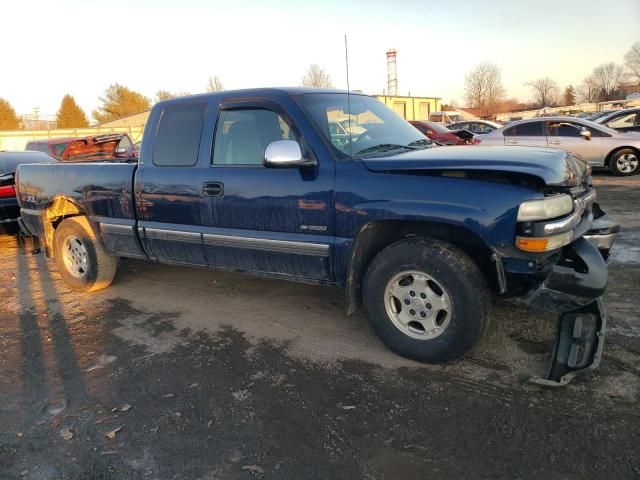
[506,140,518,145]
[203,182,224,197]
[549,140,561,145]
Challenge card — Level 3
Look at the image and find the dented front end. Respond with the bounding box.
[496,176,618,385]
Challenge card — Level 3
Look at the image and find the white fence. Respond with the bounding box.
[0,125,145,151]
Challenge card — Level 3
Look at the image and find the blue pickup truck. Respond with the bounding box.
[16,88,619,385]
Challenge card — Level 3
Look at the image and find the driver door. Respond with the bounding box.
[199,99,335,281]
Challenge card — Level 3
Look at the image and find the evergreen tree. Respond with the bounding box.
[56,94,89,128]
[563,85,576,106]
[0,98,20,130]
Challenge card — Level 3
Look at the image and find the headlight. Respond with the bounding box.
[517,194,573,222]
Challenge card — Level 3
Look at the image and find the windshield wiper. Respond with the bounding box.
[354,143,417,156]
[408,139,433,148]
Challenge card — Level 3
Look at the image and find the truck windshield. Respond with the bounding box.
[297,93,431,158]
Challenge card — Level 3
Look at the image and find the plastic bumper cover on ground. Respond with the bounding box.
[529,299,606,387]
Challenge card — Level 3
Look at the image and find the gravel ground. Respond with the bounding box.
[0,174,639,479]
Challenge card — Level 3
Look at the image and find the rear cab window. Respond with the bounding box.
[153,103,206,166]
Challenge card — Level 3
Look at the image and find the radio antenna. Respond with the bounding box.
[344,34,353,158]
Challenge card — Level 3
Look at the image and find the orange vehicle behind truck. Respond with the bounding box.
[25,133,137,162]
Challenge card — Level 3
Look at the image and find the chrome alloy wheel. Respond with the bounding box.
[384,270,452,340]
[617,153,639,174]
[62,235,89,278]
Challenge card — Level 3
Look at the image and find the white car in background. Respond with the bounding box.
[478,116,640,176]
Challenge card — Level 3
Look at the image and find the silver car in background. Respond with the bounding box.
[479,116,640,176]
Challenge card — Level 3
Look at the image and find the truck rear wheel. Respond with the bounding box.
[53,217,117,292]
[362,237,490,363]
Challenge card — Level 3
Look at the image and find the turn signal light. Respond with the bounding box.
[516,231,573,252]
[516,237,548,252]
[0,185,16,198]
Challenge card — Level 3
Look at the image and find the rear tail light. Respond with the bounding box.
[0,184,16,198]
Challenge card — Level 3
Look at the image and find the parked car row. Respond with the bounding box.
[479,116,640,175]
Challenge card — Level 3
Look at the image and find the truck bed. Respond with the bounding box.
[17,161,137,241]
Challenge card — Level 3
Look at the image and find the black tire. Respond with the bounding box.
[609,148,639,176]
[52,216,117,292]
[362,237,490,363]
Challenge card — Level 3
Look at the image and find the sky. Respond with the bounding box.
[1,0,639,118]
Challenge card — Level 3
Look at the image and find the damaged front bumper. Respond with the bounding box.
[518,217,617,386]
[528,300,606,387]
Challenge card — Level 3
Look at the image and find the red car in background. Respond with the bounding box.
[25,133,137,162]
[409,120,479,146]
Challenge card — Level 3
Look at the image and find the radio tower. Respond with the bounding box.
[386,49,398,96]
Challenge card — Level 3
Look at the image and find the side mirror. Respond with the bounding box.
[580,129,592,140]
[264,140,316,168]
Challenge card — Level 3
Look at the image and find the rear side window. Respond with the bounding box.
[504,122,544,137]
[153,103,206,166]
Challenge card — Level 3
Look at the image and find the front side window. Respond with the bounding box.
[212,108,295,166]
[298,93,428,157]
[153,103,206,166]
[117,136,133,151]
[548,121,584,137]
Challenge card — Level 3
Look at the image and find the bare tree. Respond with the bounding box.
[301,64,334,88]
[156,90,176,102]
[155,90,191,103]
[592,62,624,101]
[463,62,506,117]
[525,77,559,107]
[577,74,600,103]
[207,76,225,92]
[624,42,640,84]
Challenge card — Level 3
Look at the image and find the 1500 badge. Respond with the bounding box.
[300,225,327,232]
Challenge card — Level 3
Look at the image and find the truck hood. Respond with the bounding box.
[361,146,588,187]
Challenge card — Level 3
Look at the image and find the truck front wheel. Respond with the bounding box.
[53,217,117,292]
[362,237,490,363]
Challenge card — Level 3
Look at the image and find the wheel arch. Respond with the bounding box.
[42,197,98,256]
[345,220,498,315]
